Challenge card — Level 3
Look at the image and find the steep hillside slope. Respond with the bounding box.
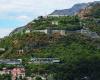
[78,2,100,19]
[50,3,88,16]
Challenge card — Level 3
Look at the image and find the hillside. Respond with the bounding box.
[77,2,100,34]
[0,1,100,80]
[78,2,100,19]
[49,1,100,16]
[50,3,88,16]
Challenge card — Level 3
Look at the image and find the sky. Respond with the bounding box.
[0,0,99,38]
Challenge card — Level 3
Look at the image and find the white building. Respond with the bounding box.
[0,59,22,65]
[33,29,48,34]
[33,29,66,36]
[25,30,31,34]
[0,68,11,75]
[51,21,59,25]
[0,48,5,51]
[48,14,68,17]
[31,58,60,64]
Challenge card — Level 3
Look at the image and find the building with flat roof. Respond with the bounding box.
[31,58,60,64]
[0,59,22,65]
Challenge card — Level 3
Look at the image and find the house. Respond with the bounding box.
[0,48,5,51]
[6,59,22,65]
[17,49,24,55]
[33,75,46,80]
[48,14,68,17]
[48,15,60,17]
[26,77,33,80]
[30,58,60,64]
[11,67,25,80]
[51,21,59,25]
[52,30,66,36]
[0,68,11,75]
[0,66,25,80]
[25,29,31,34]
[0,59,22,65]
[33,29,48,34]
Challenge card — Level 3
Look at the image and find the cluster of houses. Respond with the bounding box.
[0,66,54,80]
[0,58,60,80]
[0,66,25,80]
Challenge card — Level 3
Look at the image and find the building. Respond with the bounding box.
[26,77,33,80]
[0,68,11,75]
[30,58,60,64]
[51,21,59,25]
[33,75,46,80]
[32,28,66,36]
[48,14,68,17]
[33,29,48,34]
[0,66,25,80]
[11,67,25,80]
[0,48,5,51]
[52,30,66,36]
[0,59,22,65]
[17,49,24,55]
[25,30,31,34]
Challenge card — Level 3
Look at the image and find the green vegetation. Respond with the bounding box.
[28,16,81,30]
[0,74,12,80]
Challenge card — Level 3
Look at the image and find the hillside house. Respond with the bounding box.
[31,58,60,64]
[11,67,25,80]
[17,49,24,55]
[48,14,68,17]
[0,48,5,51]
[33,29,48,34]
[51,21,59,25]
[0,68,11,75]
[25,29,31,34]
[0,59,22,65]
[6,59,22,65]
[33,75,46,80]
[52,30,66,36]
